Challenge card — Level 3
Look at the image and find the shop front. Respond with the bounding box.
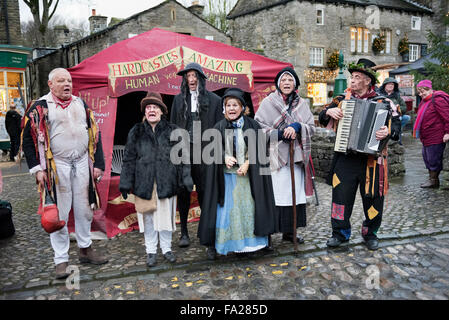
[0,45,32,151]
[304,68,338,109]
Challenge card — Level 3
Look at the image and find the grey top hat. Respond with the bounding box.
[177,62,208,80]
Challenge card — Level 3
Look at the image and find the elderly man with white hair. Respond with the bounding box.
[22,68,108,279]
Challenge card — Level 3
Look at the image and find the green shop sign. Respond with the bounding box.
[0,51,28,69]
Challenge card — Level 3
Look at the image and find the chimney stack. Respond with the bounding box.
[188,0,204,16]
[88,9,108,34]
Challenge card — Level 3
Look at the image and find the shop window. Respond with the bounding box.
[0,70,26,142]
[309,47,324,67]
[307,83,327,106]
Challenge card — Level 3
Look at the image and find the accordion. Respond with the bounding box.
[334,98,391,155]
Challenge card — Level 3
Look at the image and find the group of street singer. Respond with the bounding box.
[20,57,448,280]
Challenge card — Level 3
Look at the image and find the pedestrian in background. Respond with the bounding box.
[22,68,108,279]
[120,92,193,267]
[255,67,316,246]
[413,80,449,188]
[170,62,223,248]
[378,77,409,145]
[198,88,276,260]
[5,103,22,162]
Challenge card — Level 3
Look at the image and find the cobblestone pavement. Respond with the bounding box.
[1,132,448,300]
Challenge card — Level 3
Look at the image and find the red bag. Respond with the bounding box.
[38,185,65,233]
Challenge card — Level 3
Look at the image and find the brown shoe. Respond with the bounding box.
[79,245,108,265]
[55,262,69,280]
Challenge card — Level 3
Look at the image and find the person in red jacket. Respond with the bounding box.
[413,79,449,188]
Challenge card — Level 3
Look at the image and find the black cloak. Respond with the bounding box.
[197,116,277,247]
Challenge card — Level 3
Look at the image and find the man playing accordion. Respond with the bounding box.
[319,59,401,251]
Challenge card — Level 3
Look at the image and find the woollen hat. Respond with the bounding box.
[417,79,432,89]
[177,62,208,80]
[275,67,300,91]
[140,92,168,114]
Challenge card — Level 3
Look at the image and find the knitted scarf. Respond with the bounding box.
[255,90,315,196]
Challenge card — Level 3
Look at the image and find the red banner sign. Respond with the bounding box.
[108,46,254,97]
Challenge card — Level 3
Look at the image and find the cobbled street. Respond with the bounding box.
[1,132,448,301]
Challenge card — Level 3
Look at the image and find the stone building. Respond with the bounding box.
[227,0,441,108]
[0,0,22,46]
[28,0,231,99]
[0,0,32,152]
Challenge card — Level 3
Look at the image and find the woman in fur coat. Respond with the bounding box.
[119,92,193,267]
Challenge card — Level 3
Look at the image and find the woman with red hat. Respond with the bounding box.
[414,80,449,188]
[119,92,193,267]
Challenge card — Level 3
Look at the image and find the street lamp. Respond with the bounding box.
[333,51,347,97]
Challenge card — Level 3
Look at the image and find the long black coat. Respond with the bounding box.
[170,90,223,137]
[5,109,21,138]
[119,118,193,200]
[197,116,277,247]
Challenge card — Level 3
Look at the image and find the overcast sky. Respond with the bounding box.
[19,0,191,25]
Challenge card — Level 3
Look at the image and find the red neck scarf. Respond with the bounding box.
[52,93,72,109]
[353,88,377,100]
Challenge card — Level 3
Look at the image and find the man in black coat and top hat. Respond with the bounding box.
[170,62,223,248]
[318,59,401,251]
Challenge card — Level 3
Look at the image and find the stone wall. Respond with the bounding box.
[228,1,433,97]
[311,127,405,182]
[0,0,22,45]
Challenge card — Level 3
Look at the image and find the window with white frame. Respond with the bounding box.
[316,5,324,25]
[350,27,357,52]
[309,47,324,67]
[364,29,370,53]
[411,16,421,30]
[357,27,363,53]
[379,30,392,54]
[385,30,391,54]
[351,27,372,53]
[409,44,420,62]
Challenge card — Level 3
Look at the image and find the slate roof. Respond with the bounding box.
[227,0,433,19]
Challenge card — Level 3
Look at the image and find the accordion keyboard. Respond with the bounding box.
[334,100,355,153]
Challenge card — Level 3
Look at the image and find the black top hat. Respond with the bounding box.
[177,62,208,80]
[347,58,378,85]
[222,88,247,108]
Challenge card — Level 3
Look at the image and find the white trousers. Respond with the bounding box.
[143,213,172,255]
[50,153,93,265]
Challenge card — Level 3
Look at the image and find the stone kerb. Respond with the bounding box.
[311,127,406,181]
